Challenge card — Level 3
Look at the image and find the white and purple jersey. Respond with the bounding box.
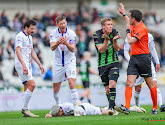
[57,102,102,116]
[49,28,76,67]
[14,31,33,69]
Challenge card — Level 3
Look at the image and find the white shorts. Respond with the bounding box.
[78,103,102,116]
[15,65,33,84]
[134,61,157,86]
[53,61,76,83]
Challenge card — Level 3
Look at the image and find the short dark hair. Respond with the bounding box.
[129,9,142,22]
[56,15,66,24]
[23,20,36,29]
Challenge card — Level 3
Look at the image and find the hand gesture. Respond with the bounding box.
[113,35,121,41]
[57,37,64,44]
[102,34,110,41]
[39,65,45,74]
[118,3,125,15]
[155,64,160,72]
[62,36,68,45]
[23,65,28,75]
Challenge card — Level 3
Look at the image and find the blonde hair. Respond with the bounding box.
[101,18,112,26]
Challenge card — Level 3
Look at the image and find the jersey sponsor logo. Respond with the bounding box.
[93,35,99,38]
[136,33,139,36]
[110,34,113,38]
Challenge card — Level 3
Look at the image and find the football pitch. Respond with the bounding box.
[0,105,165,125]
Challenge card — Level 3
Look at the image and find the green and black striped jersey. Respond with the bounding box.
[93,29,119,67]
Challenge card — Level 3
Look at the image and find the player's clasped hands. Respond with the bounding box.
[113,35,121,41]
[58,36,68,45]
[102,34,110,41]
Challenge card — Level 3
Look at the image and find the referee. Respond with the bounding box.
[115,3,158,114]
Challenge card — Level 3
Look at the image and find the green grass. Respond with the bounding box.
[0,105,165,125]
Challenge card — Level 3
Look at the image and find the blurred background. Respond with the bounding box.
[0,0,165,111]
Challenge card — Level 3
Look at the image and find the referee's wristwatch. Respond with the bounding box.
[123,14,127,17]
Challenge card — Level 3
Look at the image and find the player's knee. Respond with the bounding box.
[109,81,116,88]
[135,86,141,92]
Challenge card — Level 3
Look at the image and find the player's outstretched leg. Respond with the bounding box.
[22,109,39,117]
[114,104,130,115]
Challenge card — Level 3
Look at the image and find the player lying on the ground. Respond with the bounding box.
[45,102,119,117]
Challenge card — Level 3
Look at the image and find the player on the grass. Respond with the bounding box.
[45,102,118,117]
[49,15,80,116]
[124,33,165,112]
[15,20,45,117]
[115,3,158,114]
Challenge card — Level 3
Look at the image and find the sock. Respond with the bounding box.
[157,88,162,107]
[106,94,109,101]
[150,86,158,109]
[108,88,116,109]
[54,91,61,105]
[125,87,132,109]
[80,97,84,101]
[134,91,140,107]
[70,88,79,106]
[23,89,32,110]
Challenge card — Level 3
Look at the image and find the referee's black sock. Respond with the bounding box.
[108,88,116,109]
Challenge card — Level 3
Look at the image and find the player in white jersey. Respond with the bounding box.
[49,15,80,116]
[45,102,117,117]
[15,20,45,117]
[124,33,165,112]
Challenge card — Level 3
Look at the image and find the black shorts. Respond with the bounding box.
[98,62,119,87]
[82,81,90,88]
[127,54,152,77]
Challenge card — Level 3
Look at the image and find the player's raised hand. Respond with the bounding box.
[102,34,110,41]
[118,3,125,16]
[113,35,121,41]
[155,64,160,72]
[39,65,45,74]
[23,65,28,75]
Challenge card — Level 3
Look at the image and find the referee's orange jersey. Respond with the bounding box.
[130,22,149,55]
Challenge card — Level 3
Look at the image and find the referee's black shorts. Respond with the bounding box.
[127,54,152,78]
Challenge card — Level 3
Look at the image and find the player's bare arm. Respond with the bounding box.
[16,46,28,75]
[62,36,75,52]
[31,48,45,74]
[155,64,160,72]
[96,34,109,53]
[50,37,63,51]
[88,67,98,75]
[113,35,121,51]
[118,3,129,23]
